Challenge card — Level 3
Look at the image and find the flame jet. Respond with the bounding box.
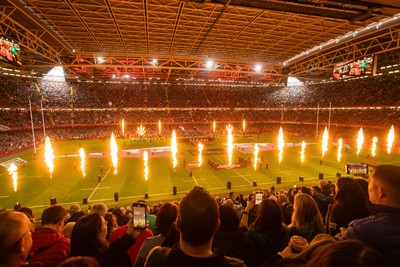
[79,147,86,177]
[278,127,284,164]
[171,130,178,168]
[8,163,18,192]
[321,127,328,158]
[387,125,395,154]
[198,142,204,167]
[253,144,259,170]
[356,128,364,156]
[372,137,378,157]
[110,133,118,174]
[337,138,343,162]
[301,141,306,163]
[45,136,55,178]
[226,124,234,166]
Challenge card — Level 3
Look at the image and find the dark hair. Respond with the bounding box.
[18,207,34,219]
[311,186,322,194]
[335,177,368,220]
[156,202,178,236]
[218,204,239,232]
[57,256,100,267]
[300,187,311,195]
[305,240,386,267]
[178,187,219,247]
[252,199,285,241]
[354,179,369,200]
[103,212,117,240]
[70,213,108,257]
[41,205,67,225]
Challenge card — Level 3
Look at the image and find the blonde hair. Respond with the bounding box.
[290,193,324,233]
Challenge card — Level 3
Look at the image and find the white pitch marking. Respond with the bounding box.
[88,169,111,201]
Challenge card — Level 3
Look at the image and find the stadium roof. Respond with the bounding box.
[1,0,400,84]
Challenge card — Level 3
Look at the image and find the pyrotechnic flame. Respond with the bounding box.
[301,141,306,163]
[171,130,178,168]
[213,120,216,133]
[387,125,395,154]
[137,125,146,137]
[44,136,55,178]
[110,133,118,174]
[143,151,149,181]
[79,147,86,177]
[226,124,234,166]
[253,144,259,170]
[372,136,378,157]
[243,119,246,133]
[8,163,18,192]
[278,127,284,164]
[121,119,125,136]
[356,128,364,156]
[158,120,161,135]
[321,127,329,158]
[198,142,204,167]
[338,138,343,162]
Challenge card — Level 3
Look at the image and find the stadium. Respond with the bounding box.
[1,1,400,266]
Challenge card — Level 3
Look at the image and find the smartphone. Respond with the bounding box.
[345,163,369,175]
[255,191,263,205]
[132,202,147,230]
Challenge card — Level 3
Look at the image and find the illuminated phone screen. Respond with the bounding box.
[133,205,146,229]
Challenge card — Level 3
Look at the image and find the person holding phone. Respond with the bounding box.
[70,213,143,267]
[241,199,290,267]
[109,202,153,266]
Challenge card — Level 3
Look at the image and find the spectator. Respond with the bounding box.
[304,239,385,267]
[0,211,34,267]
[310,185,328,218]
[103,212,118,240]
[282,188,295,226]
[29,205,70,267]
[319,180,332,198]
[341,165,400,267]
[90,204,108,217]
[241,199,290,267]
[289,193,324,242]
[70,213,141,267]
[213,204,250,265]
[65,204,85,224]
[325,177,368,236]
[135,202,178,267]
[109,211,153,266]
[145,186,245,266]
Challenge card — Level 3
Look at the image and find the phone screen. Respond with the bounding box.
[132,204,146,229]
[255,192,263,205]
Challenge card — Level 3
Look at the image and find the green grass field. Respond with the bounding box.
[1,133,399,216]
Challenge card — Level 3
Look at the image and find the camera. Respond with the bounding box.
[345,163,369,175]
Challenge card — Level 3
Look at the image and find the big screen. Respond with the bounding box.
[0,37,22,67]
[333,56,373,80]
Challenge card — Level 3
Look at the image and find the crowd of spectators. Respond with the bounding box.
[0,73,399,155]
[1,164,399,267]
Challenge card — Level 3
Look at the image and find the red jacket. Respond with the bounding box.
[109,225,153,267]
[30,228,70,267]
